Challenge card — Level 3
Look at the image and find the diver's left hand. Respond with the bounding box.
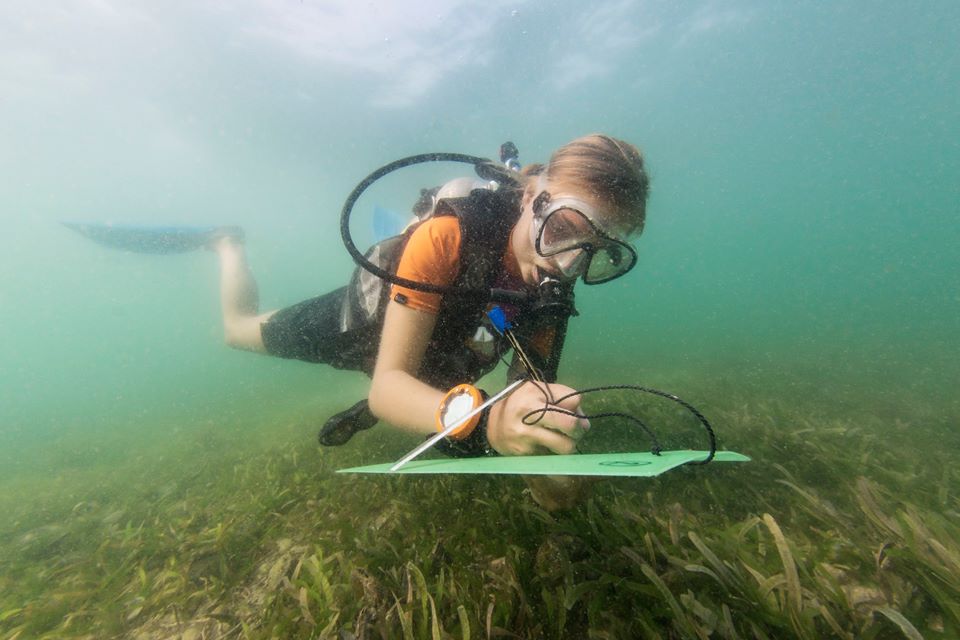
[486,381,590,456]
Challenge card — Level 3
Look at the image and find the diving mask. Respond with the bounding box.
[529,188,638,284]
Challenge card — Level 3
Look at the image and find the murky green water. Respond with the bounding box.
[1,2,957,637]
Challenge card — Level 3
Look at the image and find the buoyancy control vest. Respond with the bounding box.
[335,185,574,388]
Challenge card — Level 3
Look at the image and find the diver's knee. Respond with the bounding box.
[525,475,594,512]
[222,319,265,352]
[223,327,247,350]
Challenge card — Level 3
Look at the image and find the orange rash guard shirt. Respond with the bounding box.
[391,216,463,313]
[391,216,526,314]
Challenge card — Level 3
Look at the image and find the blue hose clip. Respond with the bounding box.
[487,306,511,335]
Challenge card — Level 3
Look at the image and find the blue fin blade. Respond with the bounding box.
[62,222,222,254]
[372,205,411,242]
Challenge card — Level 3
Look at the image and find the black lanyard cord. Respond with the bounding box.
[520,382,717,465]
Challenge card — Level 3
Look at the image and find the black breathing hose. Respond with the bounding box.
[339,152,517,300]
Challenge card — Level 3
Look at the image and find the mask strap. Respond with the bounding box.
[532,191,551,218]
[531,175,552,219]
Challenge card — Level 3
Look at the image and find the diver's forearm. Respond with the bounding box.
[368,369,444,436]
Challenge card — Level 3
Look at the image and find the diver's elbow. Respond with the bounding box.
[367,376,389,420]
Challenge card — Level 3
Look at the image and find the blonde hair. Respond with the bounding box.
[521,134,650,233]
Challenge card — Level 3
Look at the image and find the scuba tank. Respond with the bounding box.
[416,138,520,220]
[411,177,500,224]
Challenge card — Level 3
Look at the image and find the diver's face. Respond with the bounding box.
[513,180,638,287]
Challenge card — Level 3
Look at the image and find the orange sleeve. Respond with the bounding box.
[391,216,462,313]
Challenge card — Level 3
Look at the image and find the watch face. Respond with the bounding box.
[436,383,484,440]
[441,391,476,429]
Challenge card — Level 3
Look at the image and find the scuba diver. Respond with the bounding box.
[66,134,650,468]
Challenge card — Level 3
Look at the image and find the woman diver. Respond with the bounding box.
[207,133,650,466]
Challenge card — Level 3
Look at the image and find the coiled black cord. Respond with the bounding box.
[487,315,716,465]
[500,349,716,464]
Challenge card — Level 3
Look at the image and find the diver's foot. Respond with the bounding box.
[205,226,245,251]
[318,400,378,446]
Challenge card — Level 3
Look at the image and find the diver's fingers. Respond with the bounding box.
[520,383,584,415]
[529,424,578,455]
[539,406,589,440]
[539,383,587,420]
[555,396,586,421]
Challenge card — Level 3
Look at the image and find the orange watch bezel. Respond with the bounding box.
[435,383,484,440]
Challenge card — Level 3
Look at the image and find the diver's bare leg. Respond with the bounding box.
[524,475,594,511]
[212,236,275,352]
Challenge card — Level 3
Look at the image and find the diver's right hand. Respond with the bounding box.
[486,381,590,456]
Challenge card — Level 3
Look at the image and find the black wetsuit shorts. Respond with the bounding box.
[260,287,377,372]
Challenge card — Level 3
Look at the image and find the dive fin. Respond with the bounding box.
[62,222,242,254]
[372,205,412,243]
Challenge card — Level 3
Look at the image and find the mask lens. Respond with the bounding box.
[584,244,630,283]
[538,208,595,255]
[551,247,590,278]
[533,198,638,284]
